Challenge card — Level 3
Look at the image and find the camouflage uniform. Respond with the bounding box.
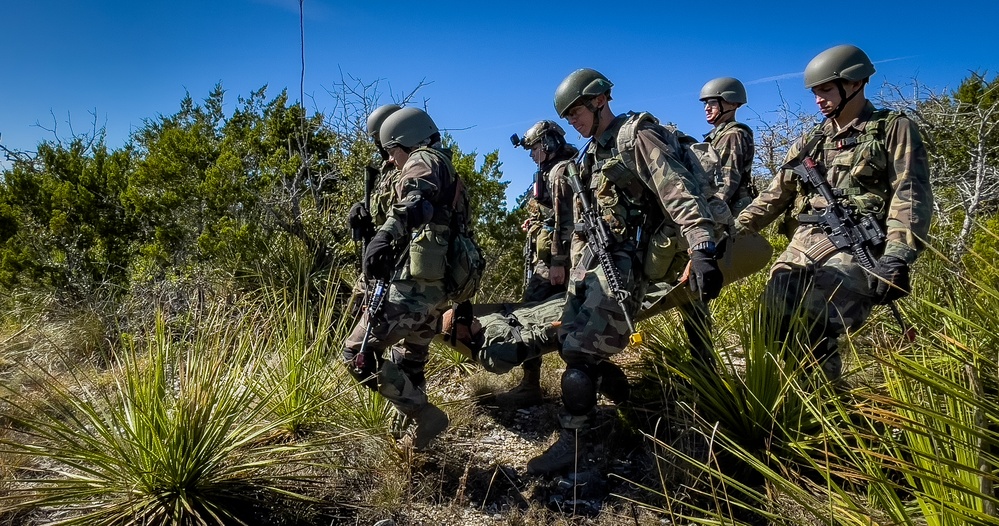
[736,101,932,369]
[462,295,565,375]
[523,160,576,302]
[706,121,756,214]
[562,113,718,367]
[348,160,402,314]
[343,144,469,415]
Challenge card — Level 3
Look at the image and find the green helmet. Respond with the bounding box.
[699,77,747,104]
[804,45,876,88]
[554,68,613,118]
[366,104,402,138]
[522,120,565,148]
[379,107,439,149]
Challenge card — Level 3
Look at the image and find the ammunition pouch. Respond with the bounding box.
[407,223,449,281]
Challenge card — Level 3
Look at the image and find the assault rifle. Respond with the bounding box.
[792,157,914,340]
[352,278,387,379]
[351,165,381,245]
[523,234,535,291]
[565,163,643,345]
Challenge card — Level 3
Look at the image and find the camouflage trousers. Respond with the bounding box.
[475,293,565,374]
[560,244,644,367]
[343,278,448,415]
[523,260,568,303]
[762,226,877,363]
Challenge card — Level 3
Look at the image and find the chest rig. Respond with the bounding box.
[579,114,662,247]
[793,109,900,222]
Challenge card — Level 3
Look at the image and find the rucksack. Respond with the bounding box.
[441,161,485,303]
[617,113,733,229]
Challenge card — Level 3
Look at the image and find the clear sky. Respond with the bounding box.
[2,0,996,204]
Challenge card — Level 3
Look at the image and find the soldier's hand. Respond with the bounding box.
[349,202,375,242]
[549,265,566,286]
[521,218,532,232]
[868,256,910,305]
[688,245,723,301]
[363,230,396,281]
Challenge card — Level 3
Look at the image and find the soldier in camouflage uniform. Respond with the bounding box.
[735,45,933,380]
[347,104,403,315]
[498,121,579,406]
[699,77,758,215]
[527,68,724,475]
[343,107,473,449]
[516,120,578,303]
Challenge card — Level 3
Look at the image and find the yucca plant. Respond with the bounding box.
[0,305,340,525]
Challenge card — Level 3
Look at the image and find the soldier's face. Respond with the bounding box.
[387,146,410,168]
[530,143,546,166]
[811,81,842,117]
[703,99,722,124]
[565,104,595,138]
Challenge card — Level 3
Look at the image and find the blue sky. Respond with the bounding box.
[2,0,996,204]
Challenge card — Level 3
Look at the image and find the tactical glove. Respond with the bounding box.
[868,255,910,305]
[348,202,375,242]
[363,230,396,281]
[688,244,724,301]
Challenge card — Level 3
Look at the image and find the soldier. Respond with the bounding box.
[343,107,473,449]
[699,77,758,215]
[526,68,724,475]
[735,45,933,380]
[501,120,578,406]
[348,104,402,315]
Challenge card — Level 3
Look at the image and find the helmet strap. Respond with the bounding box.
[583,99,602,138]
[830,79,866,119]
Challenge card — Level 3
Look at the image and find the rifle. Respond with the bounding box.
[523,234,535,292]
[351,278,387,378]
[792,157,914,340]
[565,163,643,346]
[351,165,380,245]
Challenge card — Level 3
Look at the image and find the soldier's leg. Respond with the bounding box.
[760,265,812,349]
[530,266,635,475]
[679,298,715,369]
[805,263,876,381]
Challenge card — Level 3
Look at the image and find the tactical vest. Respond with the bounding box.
[705,121,756,201]
[371,162,401,227]
[791,109,901,223]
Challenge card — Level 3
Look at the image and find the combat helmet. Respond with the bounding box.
[554,68,613,118]
[699,77,747,105]
[379,107,439,149]
[513,120,567,154]
[366,104,402,138]
[804,44,876,88]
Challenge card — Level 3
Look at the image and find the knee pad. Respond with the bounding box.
[561,366,597,416]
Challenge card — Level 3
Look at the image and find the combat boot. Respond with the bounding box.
[409,403,449,450]
[527,427,584,475]
[494,357,543,407]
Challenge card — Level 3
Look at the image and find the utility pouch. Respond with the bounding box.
[408,223,449,281]
[643,224,681,281]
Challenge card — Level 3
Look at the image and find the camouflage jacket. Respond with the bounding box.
[525,159,576,268]
[380,144,471,252]
[705,121,755,204]
[370,160,401,227]
[573,113,716,264]
[736,101,932,264]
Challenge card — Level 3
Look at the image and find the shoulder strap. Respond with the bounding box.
[617,112,659,173]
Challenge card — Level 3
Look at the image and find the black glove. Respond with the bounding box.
[348,202,375,242]
[688,244,724,301]
[363,230,396,281]
[868,255,910,305]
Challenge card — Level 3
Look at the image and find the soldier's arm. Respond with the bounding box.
[633,128,716,248]
[550,163,576,269]
[883,116,933,264]
[735,139,801,233]
[380,151,443,241]
[713,127,749,203]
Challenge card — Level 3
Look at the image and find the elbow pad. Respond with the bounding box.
[399,193,435,230]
